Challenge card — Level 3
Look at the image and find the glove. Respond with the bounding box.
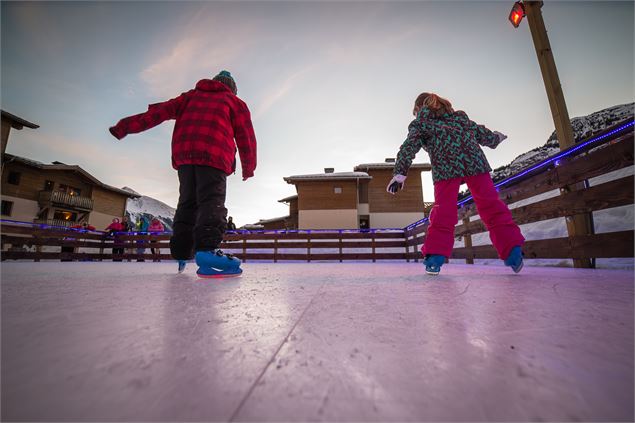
[386,174,407,194]
[109,126,125,140]
[493,131,507,144]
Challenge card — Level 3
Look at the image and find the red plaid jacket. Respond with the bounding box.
[110,80,257,178]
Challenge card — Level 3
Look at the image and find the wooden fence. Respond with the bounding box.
[1,120,633,264]
[405,120,634,264]
[0,225,408,262]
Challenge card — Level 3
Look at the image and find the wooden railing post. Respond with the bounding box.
[34,235,41,262]
[307,232,311,263]
[339,230,343,263]
[462,217,474,264]
[560,182,595,268]
[371,231,376,263]
[273,237,278,263]
[242,236,247,263]
[404,229,410,263]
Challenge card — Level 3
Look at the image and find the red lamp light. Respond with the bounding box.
[509,1,525,28]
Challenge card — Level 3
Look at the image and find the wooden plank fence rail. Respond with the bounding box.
[0,223,407,262]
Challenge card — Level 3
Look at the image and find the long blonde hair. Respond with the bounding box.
[414,92,454,117]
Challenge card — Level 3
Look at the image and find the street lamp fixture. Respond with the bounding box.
[509,1,526,28]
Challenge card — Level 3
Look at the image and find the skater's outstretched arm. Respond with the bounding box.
[109,91,192,140]
[231,100,257,180]
[393,119,428,177]
[459,111,506,149]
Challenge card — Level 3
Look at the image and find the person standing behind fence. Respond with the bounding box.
[387,92,525,275]
[109,70,257,278]
[105,218,124,262]
[121,216,134,261]
[227,216,236,231]
[147,217,165,262]
[135,216,149,262]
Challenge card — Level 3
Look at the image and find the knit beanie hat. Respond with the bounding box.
[212,70,237,94]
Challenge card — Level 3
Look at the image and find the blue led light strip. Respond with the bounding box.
[404,120,634,232]
[0,219,404,236]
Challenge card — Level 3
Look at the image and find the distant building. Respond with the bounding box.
[1,154,139,230]
[1,110,39,170]
[256,216,289,231]
[277,195,298,229]
[282,170,370,230]
[272,159,431,230]
[354,160,431,228]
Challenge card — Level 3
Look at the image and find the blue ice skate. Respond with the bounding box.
[195,249,242,279]
[177,260,187,274]
[195,249,241,269]
[504,246,524,273]
[423,254,445,276]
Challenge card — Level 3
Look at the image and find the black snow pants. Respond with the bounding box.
[170,165,228,260]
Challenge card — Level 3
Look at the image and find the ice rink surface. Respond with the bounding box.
[1,261,633,421]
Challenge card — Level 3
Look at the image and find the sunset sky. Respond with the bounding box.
[2,1,633,226]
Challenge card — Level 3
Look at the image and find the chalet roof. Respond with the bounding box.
[258,216,288,224]
[284,171,371,184]
[1,110,39,129]
[354,162,432,172]
[3,154,140,198]
[278,194,298,203]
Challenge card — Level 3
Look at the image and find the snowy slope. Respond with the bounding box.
[490,102,634,183]
[123,187,175,231]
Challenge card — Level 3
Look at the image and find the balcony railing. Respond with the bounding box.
[33,219,75,228]
[38,191,93,211]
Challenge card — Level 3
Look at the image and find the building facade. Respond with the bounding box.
[354,162,431,228]
[1,154,138,230]
[276,160,431,230]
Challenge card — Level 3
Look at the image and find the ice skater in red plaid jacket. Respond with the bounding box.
[109,71,256,278]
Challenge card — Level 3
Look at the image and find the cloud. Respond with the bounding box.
[253,64,317,119]
[139,9,255,99]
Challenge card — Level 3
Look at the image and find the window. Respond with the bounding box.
[53,210,77,222]
[7,171,20,185]
[1,200,13,216]
[334,187,342,194]
[44,180,54,191]
[58,184,81,197]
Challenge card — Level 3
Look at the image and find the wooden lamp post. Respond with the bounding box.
[509,0,594,268]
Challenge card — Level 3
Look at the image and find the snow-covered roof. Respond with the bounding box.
[4,154,139,198]
[278,195,298,203]
[258,216,288,224]
[284,171,371,183]
[354,162,432,171]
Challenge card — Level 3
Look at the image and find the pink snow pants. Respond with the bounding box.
[421,172,525,260]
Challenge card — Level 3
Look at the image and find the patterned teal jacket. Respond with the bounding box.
[394,107,502,183]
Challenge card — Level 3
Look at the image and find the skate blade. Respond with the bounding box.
[197,272,242,279]
[197,268,243,279]
[425,270,440,276]
[512,261,524,274]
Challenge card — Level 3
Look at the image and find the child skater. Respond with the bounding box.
[387,92,524,275]
[109,71,257,278]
